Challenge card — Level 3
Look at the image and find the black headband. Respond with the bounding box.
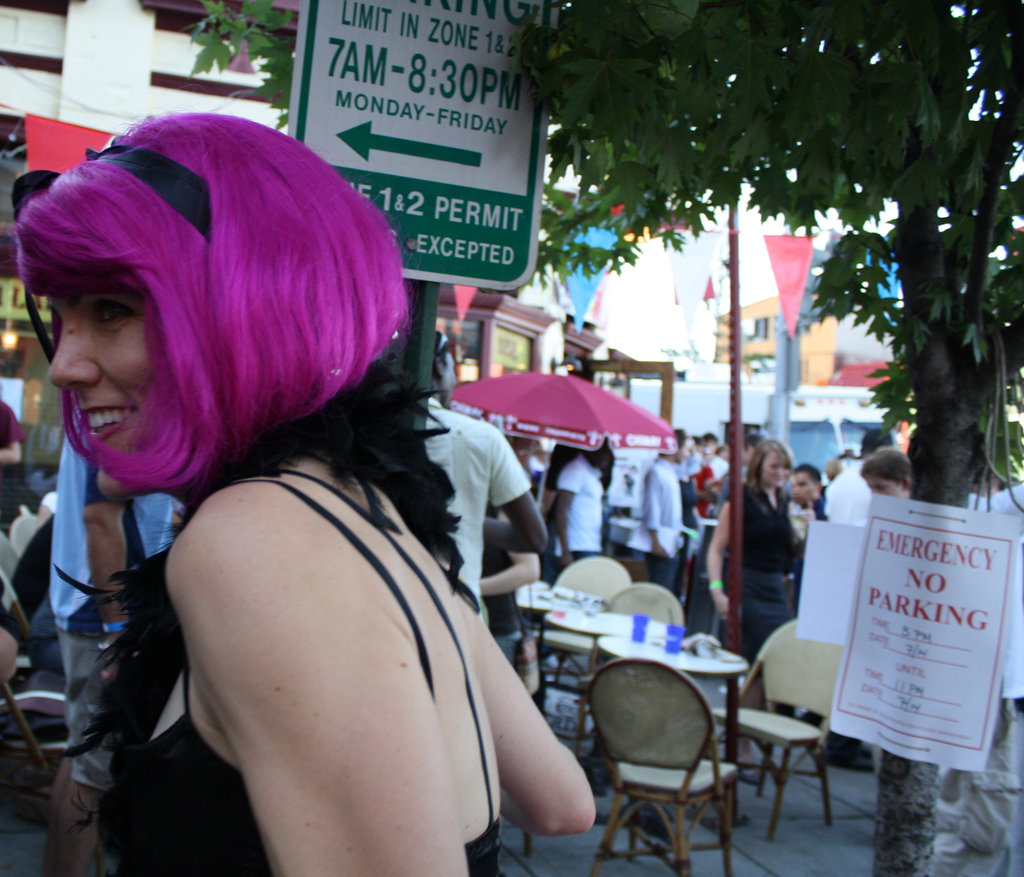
[11,141,211,237]
[11,141,212,364]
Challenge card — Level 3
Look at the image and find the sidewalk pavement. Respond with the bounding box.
[0,792,47,876]
[4,694,1021,875]
[0,663,881,876]
[499,759,878,877]
[0,753,878,876]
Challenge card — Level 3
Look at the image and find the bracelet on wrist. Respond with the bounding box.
[708,580,724,591]
[102,621,128,634]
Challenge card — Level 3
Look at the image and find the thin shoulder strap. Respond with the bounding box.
[273,470,496,823]
[280,469,479,609]
[182,662,191,709]
[233,478,434,696]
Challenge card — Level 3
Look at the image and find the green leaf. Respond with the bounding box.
[640,0,699,38]
[192,40,232,75]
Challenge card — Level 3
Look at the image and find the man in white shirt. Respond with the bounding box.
[628,451,684,591]
[824,428,894,524]
[991,483,1024,516]
[425,333,546,600]
[934,480,1024,877]
[554,442,613,570]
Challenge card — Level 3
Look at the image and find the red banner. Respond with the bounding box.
[764,235,814,338]
[453,285,476,320]
[25,114,112,173]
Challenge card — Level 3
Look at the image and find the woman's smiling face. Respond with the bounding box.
[758,450,791,492]
[48,292,150,456]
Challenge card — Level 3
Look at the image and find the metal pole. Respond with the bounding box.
[403,280,440,392]
[402,280,440,430]
[725,206,743,765]
[769,313,791,441]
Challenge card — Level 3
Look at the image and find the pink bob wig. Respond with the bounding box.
[14,113,410,503]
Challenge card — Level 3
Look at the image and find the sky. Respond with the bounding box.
[598,208,800,363]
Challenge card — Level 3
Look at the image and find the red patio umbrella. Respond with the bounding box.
[450,372,677,454]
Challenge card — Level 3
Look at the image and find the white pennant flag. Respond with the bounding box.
[665,230,723,332]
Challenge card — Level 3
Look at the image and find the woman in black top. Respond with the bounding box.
[13,113,593,876]
[706,438,796,663]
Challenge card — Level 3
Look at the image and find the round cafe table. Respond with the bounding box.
[596,635,748,678]
[513,585,608,671]
[514,582,555,612]
[515,583,605,615]
[545,609,669,641]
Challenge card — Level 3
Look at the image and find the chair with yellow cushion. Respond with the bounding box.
[9,508,38,556]
[607,583,684,626]
[712,620,843,840]
[588,659,736,877]
[542,556,632,683]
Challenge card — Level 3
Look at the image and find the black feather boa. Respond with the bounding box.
[77,361,463,864]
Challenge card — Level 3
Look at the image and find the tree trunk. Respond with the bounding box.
[872,205,991,876]
[875,755,941,877]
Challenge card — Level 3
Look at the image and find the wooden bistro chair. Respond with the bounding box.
[712,620,843,840]
[0,675,67,804]
[539,557,632,756]
[0,676,103,873]
[564,582,687,756]
[9,507,38,556]
[0,573,29,645]
[0,530,22,590]
[607,583,685,626]
[543,557,632,684]
[588,659,736,877]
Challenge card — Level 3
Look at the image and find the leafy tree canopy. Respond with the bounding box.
[192,4,1024,872]
[192,0,297,122]
[520,0,1023,426]
[193,0,1024,480]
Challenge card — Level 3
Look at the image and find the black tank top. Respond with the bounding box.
[110,472,500,877]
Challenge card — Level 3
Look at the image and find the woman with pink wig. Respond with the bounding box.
[13,113,593,876]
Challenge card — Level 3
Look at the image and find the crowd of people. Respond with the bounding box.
[0,109,1019,877]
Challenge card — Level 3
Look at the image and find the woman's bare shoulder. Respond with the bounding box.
[166,476,397,613]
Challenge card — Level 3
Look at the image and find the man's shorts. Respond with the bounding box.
[57,627,113,790]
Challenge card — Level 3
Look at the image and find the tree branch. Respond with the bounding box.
[964,87,1024,327]
[999,316,1024,376]
[965,6,1024,326]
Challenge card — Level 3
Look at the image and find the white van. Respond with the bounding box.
[628,380,885,474]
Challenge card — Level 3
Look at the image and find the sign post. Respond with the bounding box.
[291,0,552,289]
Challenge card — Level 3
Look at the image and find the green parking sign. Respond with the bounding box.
[291,0,552,289]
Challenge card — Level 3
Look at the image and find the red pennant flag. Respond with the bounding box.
[25,114,112,172]
[454,285,477,320]
[764,235,814,338]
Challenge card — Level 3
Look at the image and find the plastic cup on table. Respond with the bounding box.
[664,624,686,655]
[631,614,650,644]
